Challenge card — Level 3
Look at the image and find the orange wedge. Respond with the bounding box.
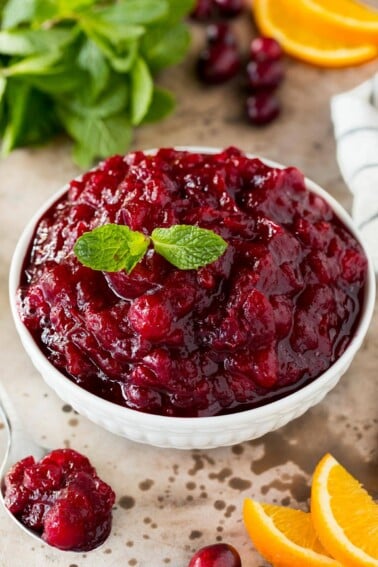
[243,499,342,567]
[252,0,378,67]
[311,453,378,567]
[294,0,378,44]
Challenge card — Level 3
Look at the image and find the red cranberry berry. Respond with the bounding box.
[188,543,242,567]
[250,36,283,62]
[246,91,280,125]
[213,0,244,18]
[246,59,284,90]
[206,22,237,46]
[191,0,215,20]
[197,42,240,84]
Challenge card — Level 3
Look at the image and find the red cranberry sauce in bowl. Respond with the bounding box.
[16,147,367,418]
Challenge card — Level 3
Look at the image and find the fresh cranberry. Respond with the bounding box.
[188,543,242,567]
[191,0,215,20]
[246,59,284,90]
[250,36,283,62]
[246,91,280,124]
[4,449,115,552]
[213,0,244,18]
[206,22,237,46]
[197,42,240,84]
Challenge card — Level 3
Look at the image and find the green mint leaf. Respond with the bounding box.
[130,56,153,125]
[74,224,150,273]
[30,0,58,25]
[2,0,36,29]
[0,30,46,55]
[141,86,175,124]
[31,0,93,25]
[0,28,75,56]
[58,106,132,167]
[77,38,110,97]
[85,28,139,73]
[1,79,58,153]
[160,0,195,24]
[15,90,58,146]
[1,80,30,155]
[0,76,7,126]
[4,51,63,77]
[60,78,128,118]
[151,225,228,270]
[141,22,191,72]
[0,76,6,100]
[24,64,86,95]
[58,0,94,11]
[80,11,145,43]
[95,0,168,26]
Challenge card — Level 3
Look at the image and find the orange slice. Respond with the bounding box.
[243,498,342,567]
[252,0,378,67]
[294,0,378,44]
[311,453,378,567]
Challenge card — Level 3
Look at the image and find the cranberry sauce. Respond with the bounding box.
[4,449,115,551]
[17,148,367,417]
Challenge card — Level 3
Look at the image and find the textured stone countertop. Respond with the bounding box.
[0,14,377,567]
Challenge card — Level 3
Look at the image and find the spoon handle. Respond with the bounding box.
[0,383,12,471]
[0,381,23,437]
[0,382,47,470]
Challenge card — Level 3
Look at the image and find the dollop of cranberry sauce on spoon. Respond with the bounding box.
[17,147,367,417]
[4,449,115,551]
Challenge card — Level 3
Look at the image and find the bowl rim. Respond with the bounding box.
[8,146,376,430]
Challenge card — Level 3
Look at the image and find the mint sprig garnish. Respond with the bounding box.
[74,224,228,273]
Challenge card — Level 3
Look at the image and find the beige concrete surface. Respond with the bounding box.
[0,14,377,567]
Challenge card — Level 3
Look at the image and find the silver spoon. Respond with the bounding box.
[0,381,50,545]
[0,383,109,553]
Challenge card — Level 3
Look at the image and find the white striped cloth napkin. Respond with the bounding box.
[331,73,378,273]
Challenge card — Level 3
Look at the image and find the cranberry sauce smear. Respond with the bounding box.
[4,449,115,551]
[17,148,367,417]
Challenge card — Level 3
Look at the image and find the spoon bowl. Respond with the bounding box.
[0,382,114,552]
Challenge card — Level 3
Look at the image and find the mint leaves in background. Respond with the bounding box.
[74,224,228,273]
[0,0,194,167]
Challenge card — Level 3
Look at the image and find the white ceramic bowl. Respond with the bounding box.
[9,148,376,449]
